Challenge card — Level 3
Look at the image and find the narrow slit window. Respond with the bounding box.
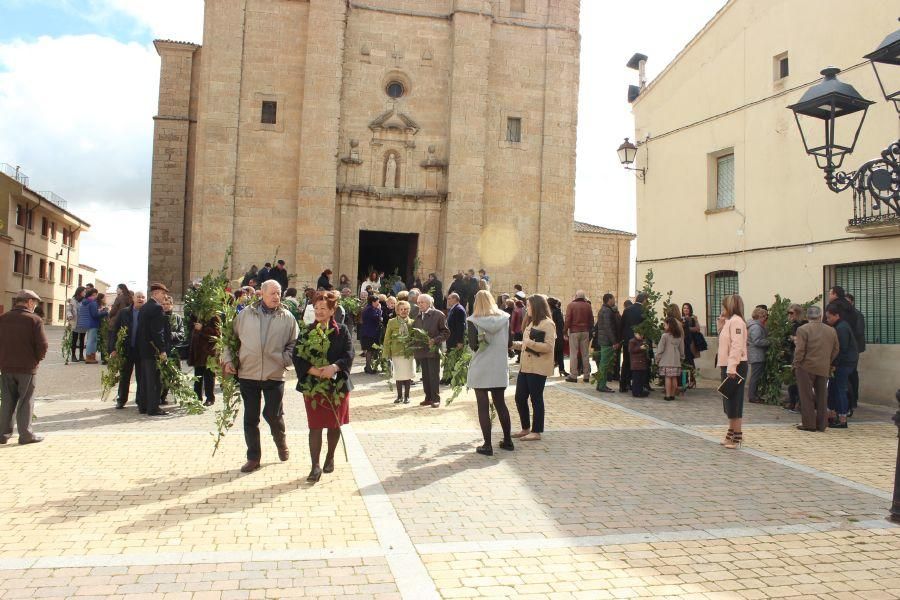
[506,117,522,143]
[261,100,277,124]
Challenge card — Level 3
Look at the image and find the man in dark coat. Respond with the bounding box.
[463,269,480,313]
[136,283,170,416]
[424,273,444,311]
[441,293,467,384]
[257,263,272,285]
[109,291,146,409]
[0,290,48,444]
[619,292,647,393]
[413,293,450,408]
[271,260,289,291]
[447,272,465,306]
[846,293,866,413]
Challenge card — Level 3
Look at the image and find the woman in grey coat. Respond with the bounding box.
[466,290,513,456]
[747,307,770,403]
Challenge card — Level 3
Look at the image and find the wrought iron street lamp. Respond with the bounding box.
[617,137,646,180]
[788,22,900,217]
[789,21,900,525]
[864,22,900,114]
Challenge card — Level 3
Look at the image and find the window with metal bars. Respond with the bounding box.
[705,270,739,335]
[825,259,899,344]
[716,154,735,209]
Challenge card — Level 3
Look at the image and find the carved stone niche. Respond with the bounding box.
[420,145,447,192]
[339,139,363,186]
[368,106,419,191]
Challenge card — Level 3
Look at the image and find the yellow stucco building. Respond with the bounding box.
[631,0,899,404]
[0,164,100,325]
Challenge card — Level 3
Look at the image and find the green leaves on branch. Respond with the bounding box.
[338,296,361,318]
[633,269,672,346]
[62,324,73,365]
[295,325,348,408]
[155,346,204,415]
[758,293,822,405]
[100,327,127,401]
[396,327,436,358]
[442,345,472,405]
[370,343,394,391]
[184,247,232,323]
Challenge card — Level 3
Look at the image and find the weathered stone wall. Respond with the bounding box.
[151,0,594,300]
[570,231,633,306]
[149,40,198,296]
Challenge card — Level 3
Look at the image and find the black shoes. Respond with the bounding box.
[323,457,335,473]
[403,398,410,404]
[307,465,323,482]
[203,399,215,407]
[115,399,126,409]
[476,445,493,456]
[394,397,403,404]
[498,439,515,451]
[19,436,44,445]
[597,386,615,393]
[241,460,261,473]
[147,410,169,416]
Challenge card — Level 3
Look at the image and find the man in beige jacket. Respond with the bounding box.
[223,280,299,472]
[792,305,840,432]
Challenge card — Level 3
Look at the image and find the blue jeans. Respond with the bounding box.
[828,365,854,417]
[85,328,98,355]
[514,372,547,433]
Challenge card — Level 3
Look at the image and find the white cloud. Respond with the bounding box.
[0,34,159,285]
[100,0,204,42]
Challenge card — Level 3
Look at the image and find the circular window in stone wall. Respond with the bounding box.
[386,81,405,98]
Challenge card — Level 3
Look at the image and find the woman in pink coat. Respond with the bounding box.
[716,294,748,449]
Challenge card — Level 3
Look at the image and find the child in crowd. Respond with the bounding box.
[628,332,650,398]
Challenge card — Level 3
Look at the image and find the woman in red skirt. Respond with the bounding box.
[292,291,354,482]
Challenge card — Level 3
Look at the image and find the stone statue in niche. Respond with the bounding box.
[385,154,398,188]
[350,139,360,162]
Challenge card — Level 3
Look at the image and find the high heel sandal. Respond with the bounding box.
[720,429,733,445]
[724,431,742,449]
[306,465,322,482]
[323,457,335,473]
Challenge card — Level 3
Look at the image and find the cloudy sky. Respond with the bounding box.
[0,0,726,289]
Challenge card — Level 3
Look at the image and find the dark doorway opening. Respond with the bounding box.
[357,230,418,289]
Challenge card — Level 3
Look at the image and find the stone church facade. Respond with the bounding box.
[149,0,633,303]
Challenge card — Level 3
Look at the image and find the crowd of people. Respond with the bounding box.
[0,253,868,475]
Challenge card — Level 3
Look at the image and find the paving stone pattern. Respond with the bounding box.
[2,329,899,598]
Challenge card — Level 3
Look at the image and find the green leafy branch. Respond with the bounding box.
[100,326,127,401]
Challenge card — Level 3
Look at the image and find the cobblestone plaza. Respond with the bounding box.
[1,328,898,599]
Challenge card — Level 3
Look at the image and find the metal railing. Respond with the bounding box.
[849,194,900,228]
[0,163,29,186]
[36,191,68,209]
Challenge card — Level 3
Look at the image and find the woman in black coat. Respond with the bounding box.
[292,291,354,483]
[548,297,568,377]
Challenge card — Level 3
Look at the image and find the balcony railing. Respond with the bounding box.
[848,194,900,230]
[36,191,68,209]
[0,163,29,186]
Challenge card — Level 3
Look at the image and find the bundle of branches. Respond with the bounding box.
[369,343,394,391]
[632,269,672,380]
[758,293,822,405]
[338,296,361,319]
[210,285,241,455]
[61,324,73,365]
[379,269,402,296]
[396,327,436,358]
[100,327,127,401]
[184,247,232,323]
[155,346,204,415]
[98,318,110,364]
[442,345,472,405]
[295,325,350,457]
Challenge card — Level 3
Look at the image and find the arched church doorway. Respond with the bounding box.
[357,230,418,288]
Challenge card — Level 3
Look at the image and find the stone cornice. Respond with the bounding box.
[347,1,577,33]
